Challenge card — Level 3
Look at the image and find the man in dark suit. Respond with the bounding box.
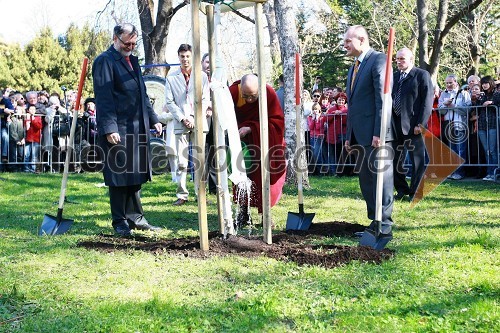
[392,48,433,201]
[93,23,163,236]
[344,25,394,236]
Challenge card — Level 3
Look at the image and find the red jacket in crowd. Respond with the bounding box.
[25,115,42,143]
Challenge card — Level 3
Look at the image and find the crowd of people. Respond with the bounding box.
[1,62,498,185]
[301,68,500,183]
[0,88,97,173]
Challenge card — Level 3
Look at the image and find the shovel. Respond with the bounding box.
[286,53,315,231]
[358,28,395,250]
[39,58,88,236]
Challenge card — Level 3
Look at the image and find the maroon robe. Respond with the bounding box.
[229,80,287,213]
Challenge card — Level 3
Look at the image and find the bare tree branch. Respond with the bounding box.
[440,0,484,38]
[230,10,255,24]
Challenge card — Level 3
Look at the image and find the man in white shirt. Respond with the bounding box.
[164,44,211,205]
[437,74,471,180]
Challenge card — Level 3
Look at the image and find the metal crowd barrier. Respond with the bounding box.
[0,113,101,173]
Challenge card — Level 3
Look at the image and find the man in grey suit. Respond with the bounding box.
[343,25,394,237]
[392,48,433,201]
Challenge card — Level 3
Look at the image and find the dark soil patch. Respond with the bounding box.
[77,222,394,268]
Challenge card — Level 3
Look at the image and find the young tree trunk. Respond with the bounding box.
[273,0,309,185]
[137,0,189,77]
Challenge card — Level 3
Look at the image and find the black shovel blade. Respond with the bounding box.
[39,214,74,236]
[286,212,315,231]
[359,228,392,251]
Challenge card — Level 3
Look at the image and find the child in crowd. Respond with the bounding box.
[24,105,42,173]
[325,93,348,174]
[307,102,326,174]
[319,94,330,112]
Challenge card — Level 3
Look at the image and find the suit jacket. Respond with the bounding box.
[392,67,433,136]
[346,48,393,146]
[164,68,211,134]
[92,45,159,186]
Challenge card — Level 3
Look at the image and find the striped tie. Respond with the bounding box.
[350,60,360,90]
[394,72,406,116]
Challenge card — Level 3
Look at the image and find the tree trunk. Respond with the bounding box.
[416,0,429,71]
[467,1,480,76]
[264,1,281,66]
[426,0,485,80]
[137,0,188,77]
[273,0,308,185]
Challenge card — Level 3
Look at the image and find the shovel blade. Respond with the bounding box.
[286,212,315,231]
[39,214,74,236]
[359,229,392,251]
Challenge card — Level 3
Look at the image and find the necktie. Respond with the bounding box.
[394,72,406,116]
[350,60,360,90]
[124,56,133,70]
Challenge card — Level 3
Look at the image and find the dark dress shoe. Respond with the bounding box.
[113,221,132,237]
[173,198,187,206]
[133,223,162,232]
[354,231,365,237]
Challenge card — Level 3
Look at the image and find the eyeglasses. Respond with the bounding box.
[242,93,258,100]
[313,95,321,98]
[445,82,455,85]
[116,34,137,48]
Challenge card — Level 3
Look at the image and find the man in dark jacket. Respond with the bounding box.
[344,25,394,237]
[92,23,163,236]
[392,48,433,201]
[1,92,15,164]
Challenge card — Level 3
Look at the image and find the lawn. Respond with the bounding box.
[0,172,498,332]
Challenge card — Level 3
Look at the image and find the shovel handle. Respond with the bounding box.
[295,53,305,206]
[58,58,88,210]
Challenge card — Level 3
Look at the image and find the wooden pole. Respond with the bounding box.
[191,0,209,251]
[254,2,272,244]
[206,5,224,233]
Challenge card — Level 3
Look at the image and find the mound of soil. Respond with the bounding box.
[77,222,394,268]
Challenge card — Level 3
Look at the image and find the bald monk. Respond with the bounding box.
[229,74,286,225]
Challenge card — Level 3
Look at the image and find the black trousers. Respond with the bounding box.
[109,184,145,226]
[393,129,426,196]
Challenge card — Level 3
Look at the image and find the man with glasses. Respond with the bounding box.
[228,74,286,226]
[92,23,163,237]
[438,74,471,180]
[311,90,322,103]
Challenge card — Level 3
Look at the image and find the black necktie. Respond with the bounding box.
[394,72,406,116]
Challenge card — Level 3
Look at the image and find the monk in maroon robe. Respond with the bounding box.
[229,74,286,223]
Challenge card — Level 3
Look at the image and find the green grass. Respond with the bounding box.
[0,172,498,332]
